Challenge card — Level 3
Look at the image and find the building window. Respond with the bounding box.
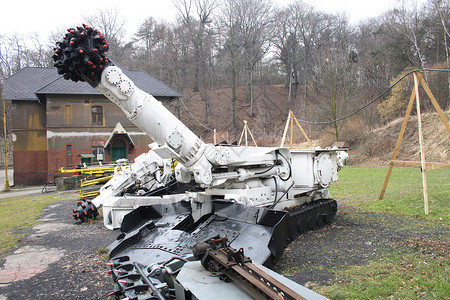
[66,144,72,156]
[92,146,104,162]
[91,106,103,126]
[64,105,72,126]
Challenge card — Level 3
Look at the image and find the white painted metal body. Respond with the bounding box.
[92,147,173,229]
[175,261,328,300]
[91,65,347,229]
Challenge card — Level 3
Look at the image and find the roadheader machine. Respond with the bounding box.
[54,24,347,300]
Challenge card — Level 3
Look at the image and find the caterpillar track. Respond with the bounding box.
[106,199,337,299]
[288,198,337,235]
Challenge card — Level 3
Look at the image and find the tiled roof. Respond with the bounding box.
[3,66,181,101]
[2,68,60,100]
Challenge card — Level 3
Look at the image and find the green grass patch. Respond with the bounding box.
[0,194,61,256]
[97,247,110,261]
[318,166,450,298]
[314,248,449,299]
[330,167,449,224]
[282,266,301,276]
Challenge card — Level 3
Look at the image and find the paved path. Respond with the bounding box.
[0,167,57,198]
[0,186,49,199]
[0,192,118,299]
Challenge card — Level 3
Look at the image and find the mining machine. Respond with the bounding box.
[54,24,347,299]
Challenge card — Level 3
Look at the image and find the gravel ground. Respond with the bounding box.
[274,203,449,288]
[0,194,117,300]
[0,195,448,299]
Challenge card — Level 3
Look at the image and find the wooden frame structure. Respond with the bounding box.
[238,120,258,147]
[280,110,313,149]
[379,71,450,215]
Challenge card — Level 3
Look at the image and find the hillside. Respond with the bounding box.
[174,85,449,167]
[350,111,449,166]
[176,84,297,142]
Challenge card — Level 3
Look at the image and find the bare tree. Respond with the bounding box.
[429,0,450,97]
[134,17,170,67]
[83,8,127,61]
[0,34,53,86]
[387,0,427,68]
[310,50,359,141]
[273,1,335,108]
[174,0,218,124]
[229,0,273,117]
[0,36,13,86]
[218,0,246,130]
[135,17,158,63]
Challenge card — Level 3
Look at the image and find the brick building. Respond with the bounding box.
[3,67,181,185]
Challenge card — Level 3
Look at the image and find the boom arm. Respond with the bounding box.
[53,25,213,186]
[54,24,345,209]
[96,66,205,168]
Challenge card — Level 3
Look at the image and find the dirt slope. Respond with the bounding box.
[176,86,448,166]
[176,85,295,142]
[349,111,449,166]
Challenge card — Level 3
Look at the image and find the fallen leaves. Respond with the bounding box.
[396,237,449,257]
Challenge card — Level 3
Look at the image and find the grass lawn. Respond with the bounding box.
[315,166,450,299]
[329,166,449,224]
[314,248,449,299]
[0,193,62,256]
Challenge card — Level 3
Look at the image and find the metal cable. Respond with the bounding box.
[293,68,450,125]
[178,68,450,131]
[179,97,215,131]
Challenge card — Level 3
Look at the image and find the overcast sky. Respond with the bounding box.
[0,0,426,43]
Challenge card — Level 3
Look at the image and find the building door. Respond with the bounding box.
[81,157,92,166]
[111,140,127,162]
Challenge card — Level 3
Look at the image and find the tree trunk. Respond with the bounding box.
[247,64,254,117]
[193,40,200,92]
[287,67,292,114]
[303,60,308,106]
[232,62,238,130]
[334,121,339,141]
[293,70,299,99]
[445,32,450,100]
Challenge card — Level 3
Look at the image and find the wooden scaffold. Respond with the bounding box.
[280,110,313,149]
[238,120,258,147]
[379,71,450,215]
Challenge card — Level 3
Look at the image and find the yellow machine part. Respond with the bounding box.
[81,175,114,187]
[60,166,116,176]
[79,190,101,198]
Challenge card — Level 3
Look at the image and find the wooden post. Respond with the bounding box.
[247,124,258,147]
[379,71,449,215]
[280,110,313,148]
[244,120,248,146]
[214,129,217,145]
[238,121,257,147]
[379,83,418,200]
[419,77,450,133]
[293,116,313,147]
[414,72,429,215]
[287,67,292,113]
[238,126,244,146]
[280,112,290,147]
[289,110,294,149]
